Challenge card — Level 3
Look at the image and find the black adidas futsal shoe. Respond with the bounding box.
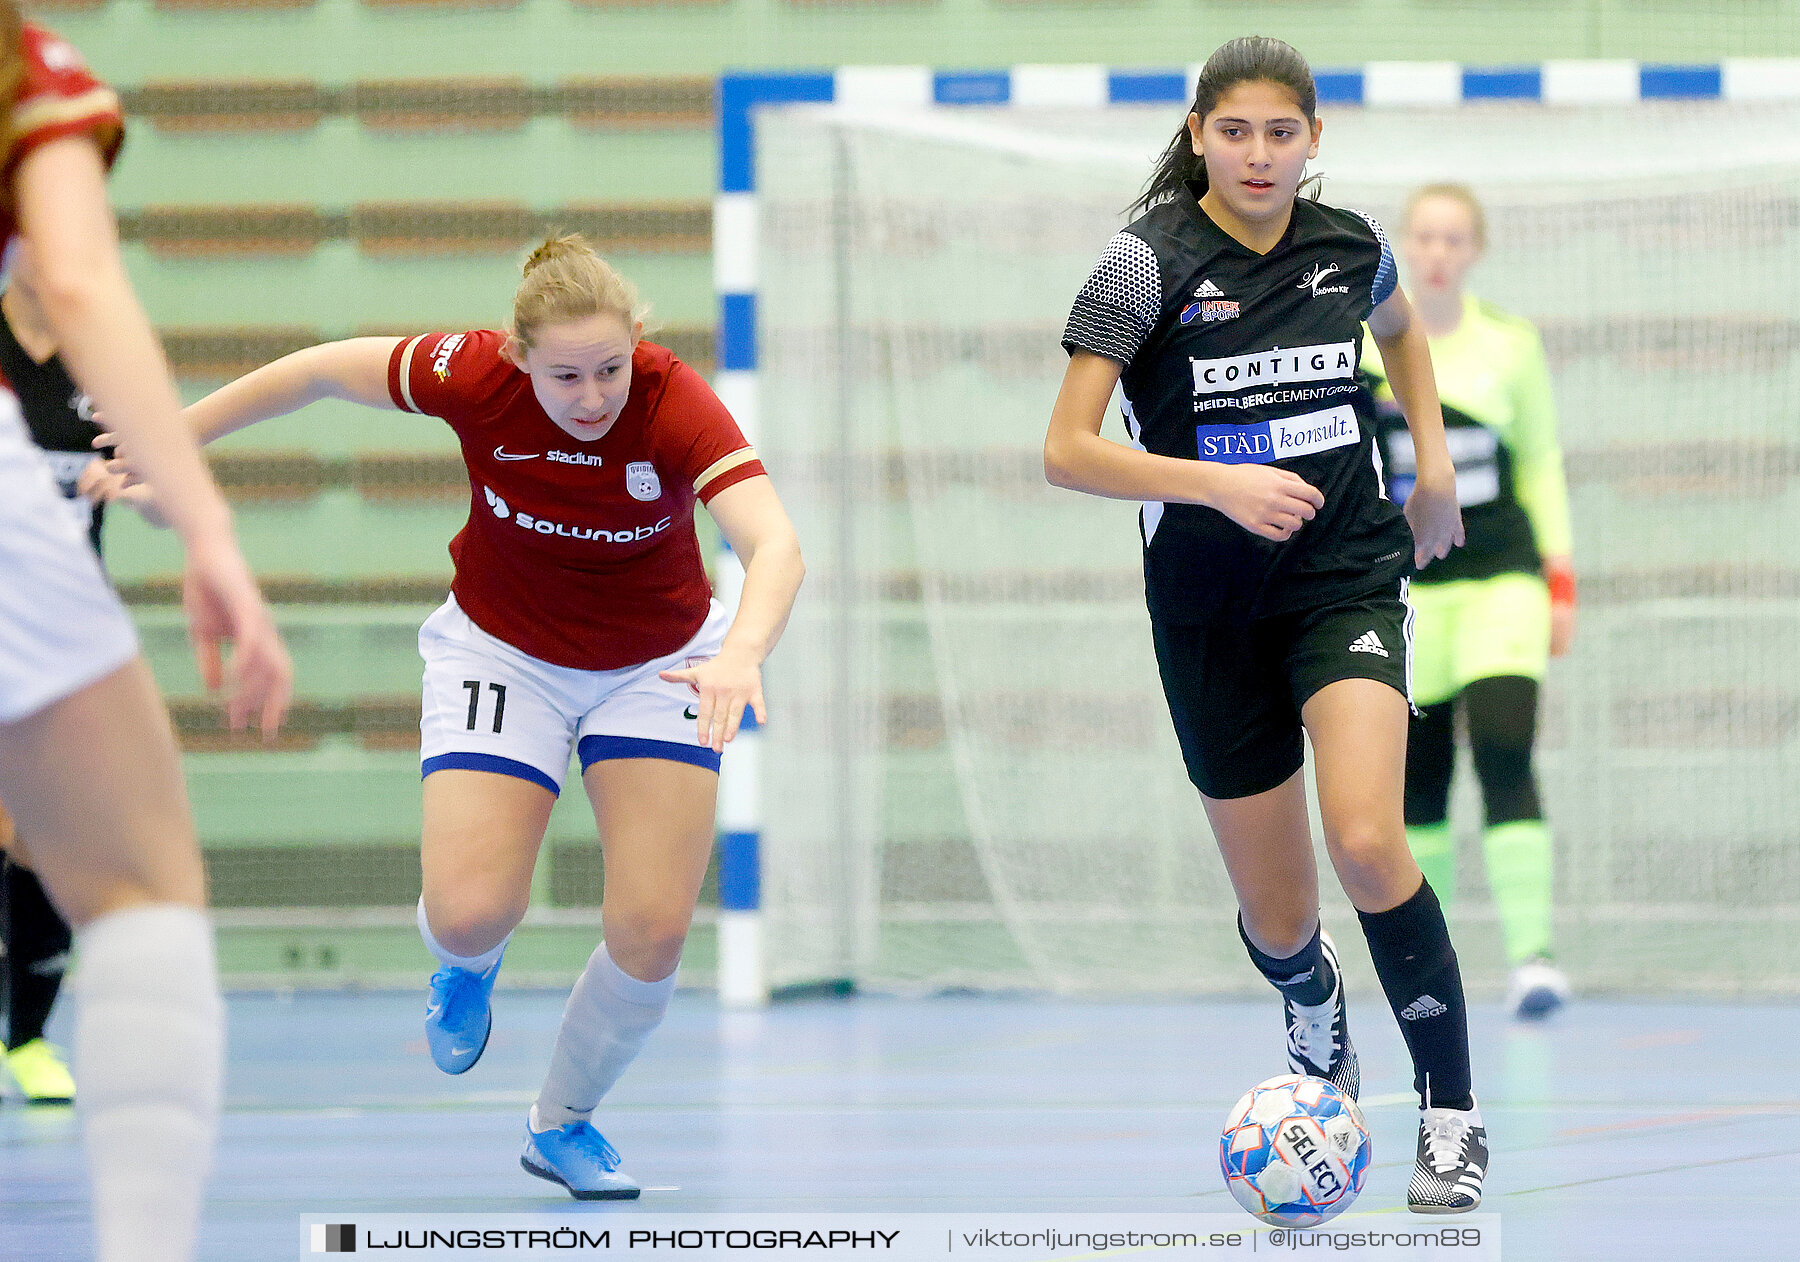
[1409,1099,1488,1213]
[1283,929,1360,1101]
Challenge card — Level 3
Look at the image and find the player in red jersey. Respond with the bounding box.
[0,6,291,1260]
[102,234,804,1199]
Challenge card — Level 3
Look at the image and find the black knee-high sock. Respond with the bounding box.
[4,859,73,1048]
[1239,914,1336,1007]
[1357,878,1473,1109]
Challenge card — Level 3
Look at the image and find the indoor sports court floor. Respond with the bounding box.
[4,991,1795,1260]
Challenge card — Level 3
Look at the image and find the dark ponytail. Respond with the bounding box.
[1131,35,1320,216]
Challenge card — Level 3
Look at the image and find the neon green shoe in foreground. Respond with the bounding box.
[5,1037,76,1104]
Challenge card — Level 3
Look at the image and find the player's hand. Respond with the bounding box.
[660,648,765,754]
[1210,464,1325,542]
[1404,465,1465,569]
[91,426,150,492]
[181,531,293,739]
[77,456,169,528]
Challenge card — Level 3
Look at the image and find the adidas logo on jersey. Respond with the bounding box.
[1348,630,1389,657]
[1401,995,1448,1021]
[1195,278,1227,298]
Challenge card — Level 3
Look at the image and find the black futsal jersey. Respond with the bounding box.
[0,308,105,555]
[1062,183,1414,624]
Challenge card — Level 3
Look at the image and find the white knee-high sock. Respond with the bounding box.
[75,904,223,1262]
[532,943,675,1131]
[417,897,508,972]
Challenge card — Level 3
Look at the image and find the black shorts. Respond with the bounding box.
[1151,581,1414,800]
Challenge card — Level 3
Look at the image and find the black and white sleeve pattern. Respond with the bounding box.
[1352,210,1398,315]
[1062,231,1162,367]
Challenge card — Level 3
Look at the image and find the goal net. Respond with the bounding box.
[754,97,1800,997]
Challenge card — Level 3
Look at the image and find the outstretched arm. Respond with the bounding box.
[90,336,405,521]
[185,337,404,444]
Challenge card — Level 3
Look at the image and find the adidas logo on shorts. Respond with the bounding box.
[1401,994,1448,1021]
[1348,630,1389,657]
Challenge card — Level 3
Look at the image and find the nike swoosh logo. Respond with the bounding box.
[683,707,699,721]
[494,447,539,461]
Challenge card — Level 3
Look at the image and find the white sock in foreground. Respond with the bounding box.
[532,943,675,1131]
[75,904,223,1262]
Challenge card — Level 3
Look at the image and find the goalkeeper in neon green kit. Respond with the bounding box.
[1362,184,1574,1020]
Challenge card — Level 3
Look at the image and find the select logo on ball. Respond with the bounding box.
[1220,1073,1371,1227]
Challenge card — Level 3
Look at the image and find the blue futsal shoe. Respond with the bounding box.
[521,1120,642,1200]
[424,955,502,1074]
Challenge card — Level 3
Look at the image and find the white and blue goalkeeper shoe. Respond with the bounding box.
[1507,957,1571,1021]
[424,954,503,1075]
[521,1119,642,1200]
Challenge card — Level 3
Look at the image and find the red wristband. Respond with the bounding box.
[1546,565,1577,607]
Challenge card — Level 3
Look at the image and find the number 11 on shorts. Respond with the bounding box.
[462,680,507,733]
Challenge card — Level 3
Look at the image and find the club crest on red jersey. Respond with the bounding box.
[626,461,661,502]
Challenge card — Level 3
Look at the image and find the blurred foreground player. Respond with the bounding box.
[0,243,118,1106]
[0,7,291,1260]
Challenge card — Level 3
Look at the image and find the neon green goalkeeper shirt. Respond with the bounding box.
[1361,294,1573,584]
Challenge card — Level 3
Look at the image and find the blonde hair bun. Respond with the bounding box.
[512,232,649,348]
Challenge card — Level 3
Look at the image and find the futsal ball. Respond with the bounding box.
[1219,1073,1372,1227]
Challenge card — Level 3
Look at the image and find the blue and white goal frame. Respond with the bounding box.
[705,57,1800,1005]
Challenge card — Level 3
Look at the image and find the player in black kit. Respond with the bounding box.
[1045,37,1487,1212]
